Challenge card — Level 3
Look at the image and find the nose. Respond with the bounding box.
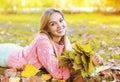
[57,22,63,29]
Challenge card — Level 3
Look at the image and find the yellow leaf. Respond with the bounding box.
[69,51,75,59]
[57,56,64,60]
[42,74,51,80]
[52,78,66,82]
[74,54,81,64]
[76,41,82,46]
[58,80,66,82]
[84,44,92,53]
[21,64,40,77]
[88,59,94,73]
[73,62,81,70]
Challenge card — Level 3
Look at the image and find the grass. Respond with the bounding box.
[0,12,120,61]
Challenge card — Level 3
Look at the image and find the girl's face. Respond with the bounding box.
[47,12,66,38]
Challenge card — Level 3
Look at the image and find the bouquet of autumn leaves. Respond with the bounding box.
[57,42,95,78]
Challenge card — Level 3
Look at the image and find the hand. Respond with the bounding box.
[92,53,103,66]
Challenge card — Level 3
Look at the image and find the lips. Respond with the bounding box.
[57,27,65,33]
[57,29,64,33]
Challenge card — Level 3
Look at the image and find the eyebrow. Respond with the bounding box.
[48,21,55,25]
[48,18,63,24]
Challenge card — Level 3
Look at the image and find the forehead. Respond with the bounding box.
[48,12,63,22]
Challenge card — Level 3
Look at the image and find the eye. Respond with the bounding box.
[50,23,54,26]
[60,18,63,23]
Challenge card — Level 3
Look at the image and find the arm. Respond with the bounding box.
[64,35,73,51]
[36,34,70,80]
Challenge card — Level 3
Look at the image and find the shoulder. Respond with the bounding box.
[36,33,53,50]
[34,33,51,45]
[29,33,50,46]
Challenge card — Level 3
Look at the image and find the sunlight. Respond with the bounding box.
[61,0,64,8]
[71,7,98,12]
[13,6,17,10]
[22,0,25,6]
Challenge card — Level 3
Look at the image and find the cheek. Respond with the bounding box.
[63,24,67,29]
[48,26,56,32]
[63,22,67,28]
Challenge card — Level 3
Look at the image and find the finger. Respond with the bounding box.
[92,54,98,60]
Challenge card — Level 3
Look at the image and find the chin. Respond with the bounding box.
[59,32,65,36]
[56,33,65,37]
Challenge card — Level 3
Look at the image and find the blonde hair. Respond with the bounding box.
[39,8,72,56]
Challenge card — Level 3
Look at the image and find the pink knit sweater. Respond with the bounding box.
[7,34,70,80]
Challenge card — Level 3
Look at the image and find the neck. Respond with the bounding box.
[51,36,62,43]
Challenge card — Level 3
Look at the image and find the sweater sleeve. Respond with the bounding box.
[36,34,70,80]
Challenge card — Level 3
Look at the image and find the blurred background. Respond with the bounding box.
[0,0,120,14]
[0,0,120,61]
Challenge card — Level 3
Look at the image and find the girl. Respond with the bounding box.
[0,8,102,80]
